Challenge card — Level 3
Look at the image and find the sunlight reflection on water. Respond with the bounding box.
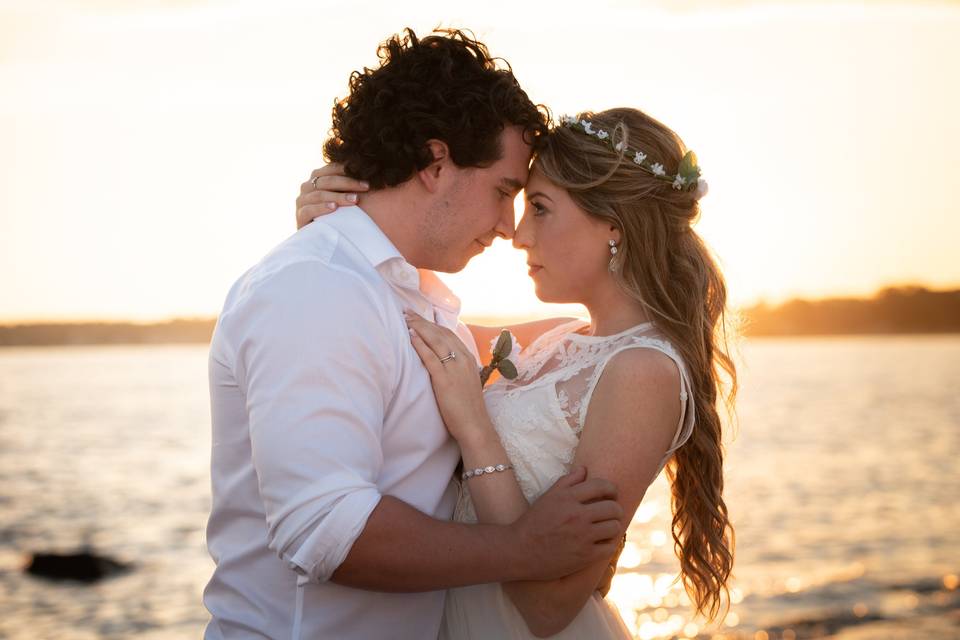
[0,337,958,638]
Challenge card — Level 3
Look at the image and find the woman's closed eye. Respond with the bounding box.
[529,200,548,216]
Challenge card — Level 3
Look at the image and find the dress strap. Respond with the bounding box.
[578,337,696,468]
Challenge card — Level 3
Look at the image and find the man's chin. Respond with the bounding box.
[436,258,471,274]
[434,251,476,274]
[418,243,482,273]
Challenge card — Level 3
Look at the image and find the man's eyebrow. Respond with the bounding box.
[525,191,554,202]
[500,177,523,192]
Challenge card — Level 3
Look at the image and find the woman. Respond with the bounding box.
[298,107,736,638]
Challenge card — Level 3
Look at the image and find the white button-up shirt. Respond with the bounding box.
[204,206,478,639]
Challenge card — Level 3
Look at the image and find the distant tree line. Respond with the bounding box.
[0,319,216,346]
[742,286,960,336]
[1,286,958,346]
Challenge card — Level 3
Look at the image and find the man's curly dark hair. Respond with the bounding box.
[323,28,550,189]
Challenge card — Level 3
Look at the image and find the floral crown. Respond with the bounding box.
[559,115,708,200]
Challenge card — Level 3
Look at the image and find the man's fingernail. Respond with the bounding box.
[346,193,358,202]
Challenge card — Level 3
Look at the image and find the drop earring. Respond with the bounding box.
[608,239,618,271]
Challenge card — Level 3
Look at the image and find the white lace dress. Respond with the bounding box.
[438,319,696,640]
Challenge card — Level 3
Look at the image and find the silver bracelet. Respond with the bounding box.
[462,462,513,481]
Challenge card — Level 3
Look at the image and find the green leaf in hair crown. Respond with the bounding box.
[678,151,701,183]
[479,330,522,388]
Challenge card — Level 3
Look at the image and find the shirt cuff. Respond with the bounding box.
[286,488,382,583]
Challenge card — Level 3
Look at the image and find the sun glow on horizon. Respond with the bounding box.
[1,1,958,322]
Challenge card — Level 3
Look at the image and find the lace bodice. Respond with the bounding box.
[454,319,696,523]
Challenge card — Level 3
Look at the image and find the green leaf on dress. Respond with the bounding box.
[497,358,518,380]
[492,330,512,361]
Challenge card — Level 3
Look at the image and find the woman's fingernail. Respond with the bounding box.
[346,193,358,203]
[360,182,370,190]
[327,202,336,210]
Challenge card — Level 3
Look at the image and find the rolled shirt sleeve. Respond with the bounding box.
[227,259,398,583]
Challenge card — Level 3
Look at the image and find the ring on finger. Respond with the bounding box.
[311,175,321,190]
[439,351,457,364]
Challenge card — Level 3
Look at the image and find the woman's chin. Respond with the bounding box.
[532,282,570,305]
[532,284,550,303]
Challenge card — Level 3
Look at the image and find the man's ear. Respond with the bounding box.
[417,139,451,193]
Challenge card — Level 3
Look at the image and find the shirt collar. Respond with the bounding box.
[318,206,462,316]
[416,268,462,316]
[318,205,403,269]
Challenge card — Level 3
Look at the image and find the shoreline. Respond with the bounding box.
[2,285,958,346]
[0,321,960,350]
[1,332,959,349]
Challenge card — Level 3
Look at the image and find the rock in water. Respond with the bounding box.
[25,550,132,583]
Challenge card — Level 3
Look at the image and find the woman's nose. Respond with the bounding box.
[513,214,533,249]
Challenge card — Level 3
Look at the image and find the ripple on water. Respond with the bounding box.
[1,339,958,639]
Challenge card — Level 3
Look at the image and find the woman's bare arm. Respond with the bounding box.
[460,347,682,636]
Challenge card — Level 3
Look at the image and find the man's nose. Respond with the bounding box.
[495,206,517,240]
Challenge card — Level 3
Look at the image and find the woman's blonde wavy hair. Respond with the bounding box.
[535,107,738,623]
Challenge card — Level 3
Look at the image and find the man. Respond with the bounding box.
[204,28,623,639]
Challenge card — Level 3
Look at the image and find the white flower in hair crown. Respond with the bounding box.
[559,115,709,200]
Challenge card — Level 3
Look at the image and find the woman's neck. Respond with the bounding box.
[581,280,652,337]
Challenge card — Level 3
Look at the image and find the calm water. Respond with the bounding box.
[0,338,957,639]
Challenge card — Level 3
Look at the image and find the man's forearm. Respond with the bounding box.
[330,495,524,592]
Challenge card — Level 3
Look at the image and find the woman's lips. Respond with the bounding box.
[527,264,542,277]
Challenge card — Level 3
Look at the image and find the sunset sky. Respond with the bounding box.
[2,0,958,322]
